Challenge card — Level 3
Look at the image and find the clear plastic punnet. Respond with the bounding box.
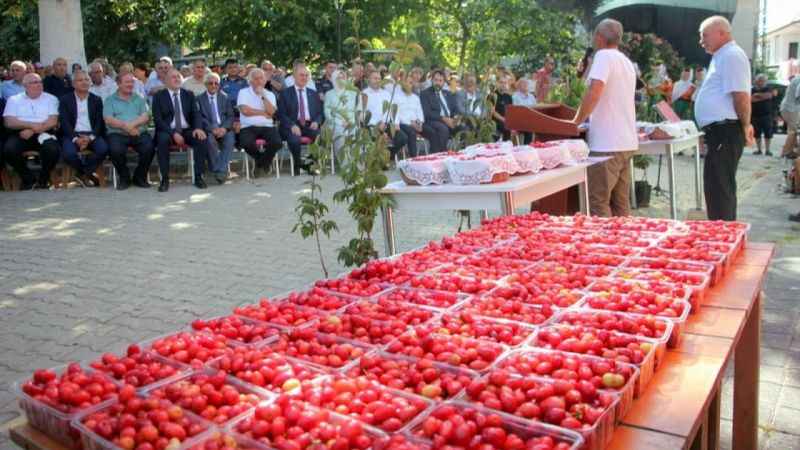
[455,293,558,327]
[139,330,244,370]
[384,329,508,374]
[552,308,674,353]
[418,313,538,348]
[407,401,585,450]
[406,272,499,296]
[14,363,123,448]
[639,246,727,283]
[87,350,189,395]
[494,347,640,419]
[344,349,478,401]
[207,348,327,396]
[612,267,711,312]
[375,286,472,312]
[455,372,619,450]
[188,315,282,348]
[266,330,372,372]
[624,256,715,284]
[232,300,327,331]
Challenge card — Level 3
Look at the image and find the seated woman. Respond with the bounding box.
[511,78,536,144]
[323,69,360,158]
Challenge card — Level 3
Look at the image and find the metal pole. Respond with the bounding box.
[500,192,514,216]
[666,146,678,219]
[694,140,703,210]
[629,156,637,209]
[381,205,397,256]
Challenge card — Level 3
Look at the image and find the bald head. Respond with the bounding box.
[594,18,624,48]
[165,69,182,90]
[22,73,43,98]
[88,62,104,85]
[699,15,733,54]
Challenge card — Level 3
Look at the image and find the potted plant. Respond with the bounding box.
[633,154,653,208]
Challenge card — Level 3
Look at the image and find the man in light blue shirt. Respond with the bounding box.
[693,15,753,221]
[1,61,26,99]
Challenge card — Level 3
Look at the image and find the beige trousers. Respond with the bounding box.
[587,150,636,217]
[782,111,799,156]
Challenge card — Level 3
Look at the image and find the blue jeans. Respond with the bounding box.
[208,130,235,174]
[61,136,109,173]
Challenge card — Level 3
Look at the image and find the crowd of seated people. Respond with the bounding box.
[0,56,544,192]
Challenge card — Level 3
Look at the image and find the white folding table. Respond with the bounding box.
[633,133,704,219]
[378,157,607,255]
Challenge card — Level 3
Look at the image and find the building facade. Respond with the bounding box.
[760,18,800,80]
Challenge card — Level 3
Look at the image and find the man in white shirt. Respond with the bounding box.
[694,15,753,221]
[238,68,282,177]
[58,70,109,187]
[571,18,638,217]
[182,59,209,96]
[88,63,118,101]
[145,59,171,101]
[2,73,61,189]
[395,75,425,157]
[363,70,407,159]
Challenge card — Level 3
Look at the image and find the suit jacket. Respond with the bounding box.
[58,92,106,139]
[420,86,458,123]
[152,88,202,134]
[277,85,324,132]
[197,91,234,132]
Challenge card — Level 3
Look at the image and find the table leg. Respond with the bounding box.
[480,210,489,221]
[500,192,514,216]
[629,156,637,210]
[707,385,721,450]
[694,142,703,210]
[732,292,761,450]
[666,145,678,219]
[578,169,591,215]
[380,205,397,256]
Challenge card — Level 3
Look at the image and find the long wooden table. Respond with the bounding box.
[6,242,773,450]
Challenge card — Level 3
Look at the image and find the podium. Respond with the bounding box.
[505,103,585,215]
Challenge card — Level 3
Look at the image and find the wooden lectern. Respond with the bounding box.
[505,103,584,215]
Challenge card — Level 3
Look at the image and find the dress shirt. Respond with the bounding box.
[103,93,149,135]
[694,41,751,128]
[168,90,189,129]
[74,94,92,133]
[3,92,58,123]
[89,78,118,100]
[463,91,482,116]
[394,91,424,125]
[144,76,165,98]
[207,93,222,126]
[296,87,311,122]
[1,80,24,99]
[362,87,390,126]
[512,91,537,108]
[437,89,451,117]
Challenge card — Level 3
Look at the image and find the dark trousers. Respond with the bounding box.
[281,123,319,170]
[422,121,450,153]
[3,133,61,185]
[156,130,209,180]
[240,126,282,169]
[207,130,236,174]
[107,133,154,183]
[703,121,744,221]
[399,124,420,157]
[61,136,109,174]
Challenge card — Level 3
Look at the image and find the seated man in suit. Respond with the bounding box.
[58,70,108,187]
[278,62,323,174]
[237,68,282,177]
[197,73,235,184]
[152,69,209,191]
[2,73,60,190]
[104,73,154,190]
[420,70,459,153]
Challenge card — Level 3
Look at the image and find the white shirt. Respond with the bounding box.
[394,91,424,125]
[145,76,165,98]
[463,91,482,116]
[237,86,276,128]
[207,93,221,126]
[437,89,452,117]
[89,78,118,101]
[168,90,189,129]
[780,76,800,114]
[586,48,638,152]
[295,86,311,122]
[75,94,92,132]
[3,92,59,123]
[133,79,147,100]
[182,77,207,96]
[363,87,390,126]
[512,91,537,108]
[284,75,316,91]
[694,41,751,128]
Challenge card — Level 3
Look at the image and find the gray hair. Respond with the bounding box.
[700,15,732,34]
[247,68,266,83]
[595,19,624,46]
[755,73,768,82]
[205,72,221,84]
[10,60,26,70]
[88,62,104,73]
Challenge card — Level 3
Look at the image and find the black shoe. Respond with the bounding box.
[132,178,151,188]
[790,213,800,223]
[20,180,35,191]
[194,177,207,189]
[754,150,763,155]
[158,179,169,192]
[214,172,226,185]
[36,180,50,190]
[116,178,130,190]
[766,151,773,156]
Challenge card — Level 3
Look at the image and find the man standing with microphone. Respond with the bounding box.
[694,16,754,221]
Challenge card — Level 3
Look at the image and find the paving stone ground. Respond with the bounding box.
[1,136,798,449]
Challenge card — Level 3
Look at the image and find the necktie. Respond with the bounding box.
[298,89,306,122]
[210,95,219,127]
[173,92,183,133]
[438,90,450,117]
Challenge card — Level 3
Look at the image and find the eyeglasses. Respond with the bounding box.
[206,82,220,85]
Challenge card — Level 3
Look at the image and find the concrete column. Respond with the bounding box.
[732,0,759,59]
[38,0,86,67]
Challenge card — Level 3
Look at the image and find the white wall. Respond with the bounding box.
[38,0,86,67]
[732,0,759,58]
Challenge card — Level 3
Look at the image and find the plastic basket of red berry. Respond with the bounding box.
[612,267,711,313]
[139,330,240,370]
[374,286,471,312]
[417,312,538,348]
[88,344,189,394]
[233,299,327,331]
[384,328,507,374]
[189,315,282,348]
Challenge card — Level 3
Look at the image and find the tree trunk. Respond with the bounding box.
[38,0,86,67]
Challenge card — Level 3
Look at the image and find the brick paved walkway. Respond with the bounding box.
[1,144,798,449]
